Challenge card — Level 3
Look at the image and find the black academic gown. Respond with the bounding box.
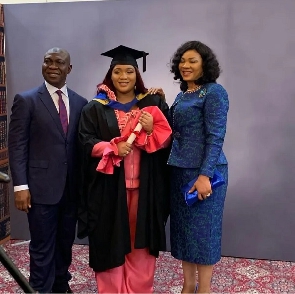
[77,94,170,272]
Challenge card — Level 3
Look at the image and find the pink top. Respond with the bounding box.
[116,108,141,189]
[91,106,172,186]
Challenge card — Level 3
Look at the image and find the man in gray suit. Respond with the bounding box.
[8,48,88,293]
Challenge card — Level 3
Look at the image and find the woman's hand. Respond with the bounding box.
[117,141,132,157]
[189,175,212,201]
[139,111,153,134]
[148,87,166,101]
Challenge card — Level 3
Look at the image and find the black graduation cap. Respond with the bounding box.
[101,45,149,72]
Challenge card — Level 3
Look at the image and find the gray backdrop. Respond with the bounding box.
[4,0,295,261]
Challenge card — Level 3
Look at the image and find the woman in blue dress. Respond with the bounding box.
[168,41,229,293]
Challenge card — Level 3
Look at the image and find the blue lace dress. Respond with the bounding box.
[168,83,229,264]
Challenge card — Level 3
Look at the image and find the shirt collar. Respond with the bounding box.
[45,81,68,97]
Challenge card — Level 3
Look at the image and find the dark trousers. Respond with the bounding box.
[27,188,77,293]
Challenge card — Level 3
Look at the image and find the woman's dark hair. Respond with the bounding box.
[170,41,221,91]
[99,65,148,94]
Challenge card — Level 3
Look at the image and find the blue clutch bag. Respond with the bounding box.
[181,170,225,206]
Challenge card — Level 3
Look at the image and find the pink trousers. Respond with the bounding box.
[95,189,156,293]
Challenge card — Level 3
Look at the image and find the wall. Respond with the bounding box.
[4,0,295,261]
[1,0,109,3]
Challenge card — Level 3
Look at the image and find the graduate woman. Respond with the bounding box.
[78,45,172,293]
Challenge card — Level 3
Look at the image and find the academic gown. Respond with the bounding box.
[77,94,171,272]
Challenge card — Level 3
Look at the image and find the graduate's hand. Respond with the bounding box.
[189,175,212,201]
[15,189,31,213]
[117,141,133,157]
[139,111,153,134]
[148,88,166,101]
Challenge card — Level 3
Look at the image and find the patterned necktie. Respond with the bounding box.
[56,90,68,134]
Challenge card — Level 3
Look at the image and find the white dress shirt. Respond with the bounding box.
[14,82,70,192]
[45,81,70,122]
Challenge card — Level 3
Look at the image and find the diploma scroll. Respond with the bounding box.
[126,123,143,144]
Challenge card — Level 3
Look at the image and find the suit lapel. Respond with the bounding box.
[38,83,66,139]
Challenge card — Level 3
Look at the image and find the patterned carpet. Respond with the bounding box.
[0,240,295,293]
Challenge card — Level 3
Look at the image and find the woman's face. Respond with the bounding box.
[111,65,136,94]
[178,49,203,82]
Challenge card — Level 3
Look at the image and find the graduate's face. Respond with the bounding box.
[42,51,72,89]
[178,50,203,82]
[111,65,137,94]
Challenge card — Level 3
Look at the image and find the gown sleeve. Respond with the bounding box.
[133,106,172,153]
[79,103,123,175]
[77,103,107,238]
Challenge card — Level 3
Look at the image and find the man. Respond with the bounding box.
[8,48,88,293]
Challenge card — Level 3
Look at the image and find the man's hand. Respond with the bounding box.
[15,189,31,213]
